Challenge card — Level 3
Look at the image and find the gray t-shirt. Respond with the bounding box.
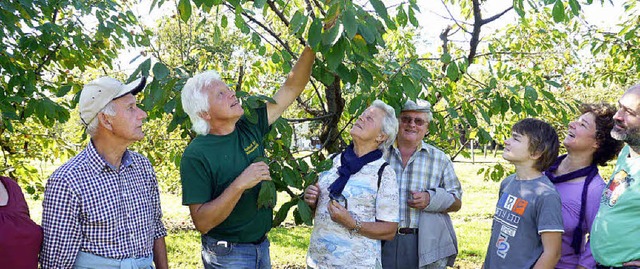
[484,174,564,269]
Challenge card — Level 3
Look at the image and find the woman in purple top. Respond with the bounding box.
[0,176,43,269]
[544,103,624,269]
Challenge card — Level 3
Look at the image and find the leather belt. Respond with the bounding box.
[248,235,268,245]
[397,227,418,235]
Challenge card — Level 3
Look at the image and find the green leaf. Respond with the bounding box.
[446,62,459,81]
[178,0,192,23]
[308,19,323,49]
[568,0,580,16]
[358,23,375,44]
[253,0,266,9]
[297,199,314,225]
[396,5,407,26]
[322,22,343,46]
[524,86,538,102]
[463,108,478,128]
[56,85,72,97]
[343,9,357,39]
[349,94,364,114]
[326,40,345,71]
[552,0,565,23]
[370,0,390,21]
[273,200,296,227]
[152,62,170,79]
[408,6,419,27]
[289,10,306,35]
[257,181,277,208]
[271,52,281,63]
[221,15,228,28]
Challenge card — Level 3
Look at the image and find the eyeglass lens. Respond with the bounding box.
[400,116,426,126]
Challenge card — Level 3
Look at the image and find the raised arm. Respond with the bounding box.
[267,46,315,124]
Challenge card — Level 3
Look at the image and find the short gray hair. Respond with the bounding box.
[181,70,222,136]
[86,101,116,137]
[370,100,398,154]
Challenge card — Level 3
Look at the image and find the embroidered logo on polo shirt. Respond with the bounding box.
[244,140,259,155]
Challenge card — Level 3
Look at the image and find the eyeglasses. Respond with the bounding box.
[400,116,427,126]
[329,192,348,208]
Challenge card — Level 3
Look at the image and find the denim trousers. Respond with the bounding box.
[201,234,271,269]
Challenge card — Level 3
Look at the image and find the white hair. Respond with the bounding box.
[181,70,222,136]
[86,101,116,137]
[370,100,399,154]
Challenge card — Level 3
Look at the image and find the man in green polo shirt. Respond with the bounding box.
[591,84,640,269]
[180,47,314,269]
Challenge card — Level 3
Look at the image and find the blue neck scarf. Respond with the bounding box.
[328,143,383,196]
[544,154,598,255]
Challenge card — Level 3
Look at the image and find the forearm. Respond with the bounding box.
[445,197,462,212]
[534,232,562,269]
[532,251,561,269]
[189,183,245,234]
[153,237,168,269]
[348,220,397,241]
[268,47,315,123]
[281,46,314,91]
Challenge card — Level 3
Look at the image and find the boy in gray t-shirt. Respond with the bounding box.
[483,118,564,269]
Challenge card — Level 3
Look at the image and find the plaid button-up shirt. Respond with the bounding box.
[40,141,167,268]
[386,141,463,228]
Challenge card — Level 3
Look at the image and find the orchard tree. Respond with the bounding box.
[0,0,152,194]
[135,0,605,225]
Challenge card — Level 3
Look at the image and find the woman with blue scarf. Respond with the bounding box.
[544,103,623,269]
[304,100,400,269]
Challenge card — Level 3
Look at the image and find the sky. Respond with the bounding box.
[114,0,627,73]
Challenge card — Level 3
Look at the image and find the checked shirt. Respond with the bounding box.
[385,141,462,228]
[40,141,167,269]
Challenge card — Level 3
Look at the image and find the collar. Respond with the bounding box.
[85,140,133,172]
[392,140,428,153]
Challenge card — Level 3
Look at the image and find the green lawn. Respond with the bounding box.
[25,155,504,269]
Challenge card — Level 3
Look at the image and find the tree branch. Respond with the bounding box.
[226,3,295,56]
[284,113,335,123]
[468,0,483,64]
[481,6,513,25]
[440,0,472,34]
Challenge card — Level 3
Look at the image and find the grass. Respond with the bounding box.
[24,153,505,269]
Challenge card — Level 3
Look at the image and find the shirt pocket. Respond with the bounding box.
[82,192,121,229]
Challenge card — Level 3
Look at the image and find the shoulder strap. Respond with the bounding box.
[377,162,388,190]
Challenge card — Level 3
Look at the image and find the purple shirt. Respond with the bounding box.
[0,176,43,269]
[553,174,605,269]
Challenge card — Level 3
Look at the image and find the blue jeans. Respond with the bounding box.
[201,235,271,269]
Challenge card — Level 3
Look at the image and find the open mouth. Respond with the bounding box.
[567,131,575,138]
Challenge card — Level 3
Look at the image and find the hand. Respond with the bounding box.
[304,183,320,209]
[234,162,271,190]
[407,191,430,210]
[623,260,640,266]
[328,200,355,229]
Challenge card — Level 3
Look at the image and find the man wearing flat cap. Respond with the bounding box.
[382,99,463,269]
[41,77,168,269]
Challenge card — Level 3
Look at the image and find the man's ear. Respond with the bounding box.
[98,112,113,131]
[198,111,210,121]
